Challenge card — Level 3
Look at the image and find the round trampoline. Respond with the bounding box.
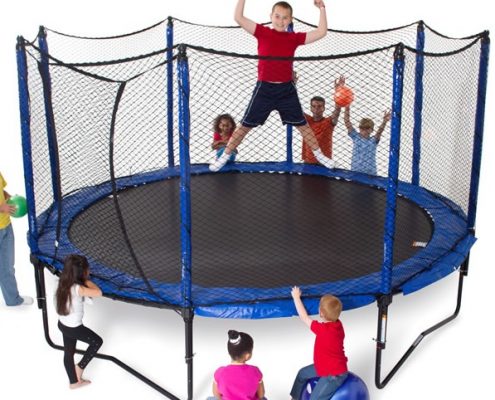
[16,17,487,399]
[35,163,474,318]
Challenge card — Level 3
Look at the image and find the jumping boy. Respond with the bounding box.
[209,0,335,171]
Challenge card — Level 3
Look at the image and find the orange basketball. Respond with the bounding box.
[334,86,354,107]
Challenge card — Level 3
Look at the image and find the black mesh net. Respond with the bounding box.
[18,19,486,311]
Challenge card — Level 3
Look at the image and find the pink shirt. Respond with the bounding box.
[254,24,306,82]
[214,364,263,400]
[311,320,348,376]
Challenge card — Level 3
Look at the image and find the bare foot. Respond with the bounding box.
[75,365,91,384]
[69,380,91,389]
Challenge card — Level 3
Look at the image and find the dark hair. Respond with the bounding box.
[227,330,254,361]
[311,96,326,104]
[213,113,236,134]
[272,1,293,15]
[55,254,89,316]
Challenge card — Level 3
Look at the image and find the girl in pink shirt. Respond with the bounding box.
[208,330,266,400]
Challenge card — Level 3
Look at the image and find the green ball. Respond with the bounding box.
[7,195,27,218]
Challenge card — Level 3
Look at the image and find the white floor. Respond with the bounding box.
[2,249,494,400]
[1,1,494,399]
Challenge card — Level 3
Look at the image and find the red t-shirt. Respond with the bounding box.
[254,24,306,82]
[213,132,231,141]
[311,320,348,376]
[303,115,335,163]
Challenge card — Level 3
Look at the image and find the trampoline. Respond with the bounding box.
[37,164,474,318]
[16,17,488,400]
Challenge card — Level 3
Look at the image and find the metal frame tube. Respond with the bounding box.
[167,17,175,167]
[411,21,425,185]
[380,43,405,294]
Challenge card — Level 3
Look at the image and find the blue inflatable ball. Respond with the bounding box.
[300,372,369,400]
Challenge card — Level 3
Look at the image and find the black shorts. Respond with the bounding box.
[241,81,307,127]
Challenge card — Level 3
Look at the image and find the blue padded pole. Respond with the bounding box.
[286,22,294,164]
[177,45,195,400]
[177,45,192,308]
[411,21,425,186]
[286,124,294,164]
[167,17,175,167]
[381,44,405,295]
[467,32,490,230]
[16,37,39,253]
[38,26,60,203]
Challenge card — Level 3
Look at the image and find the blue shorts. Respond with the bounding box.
[241,81,307,127]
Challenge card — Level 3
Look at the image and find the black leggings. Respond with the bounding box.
[58,321,103,384]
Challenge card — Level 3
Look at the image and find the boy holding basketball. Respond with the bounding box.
[209,0,336,171]
[0,171,33,306]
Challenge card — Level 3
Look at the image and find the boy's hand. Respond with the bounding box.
[334,75,345,89]
[291,286,302,299]
[0,202,16,215]
[314,0,326,9]
[292,286,312,327]
[383,110,392,123]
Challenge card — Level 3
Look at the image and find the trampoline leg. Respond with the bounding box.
[32,259,181,400]
[183,307,195,400]
[375,266,466,389]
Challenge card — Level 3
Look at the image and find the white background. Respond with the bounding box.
[0,1,493,399]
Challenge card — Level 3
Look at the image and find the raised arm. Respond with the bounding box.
[291,286,313,328]
[344,106,354,134]
[79,279,103,297]
[330,76,345,125]
[375,110,392,142]
[305,0,328,44]
[234,0,256,35]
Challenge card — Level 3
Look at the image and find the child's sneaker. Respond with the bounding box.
[209,151,231,172]
[316,154,335,169]
[20,296,34,305]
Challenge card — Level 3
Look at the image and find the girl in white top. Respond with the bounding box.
[55,254,103,389]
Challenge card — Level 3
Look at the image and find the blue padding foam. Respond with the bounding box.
[32,163,475,318]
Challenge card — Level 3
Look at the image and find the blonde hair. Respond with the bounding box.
[359,118,374,130]
[319,295,342,321]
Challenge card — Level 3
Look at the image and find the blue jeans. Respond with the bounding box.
[290,364,348,400]
[207,397,267,400]
[0,224,22,306]
[216,147,237,162]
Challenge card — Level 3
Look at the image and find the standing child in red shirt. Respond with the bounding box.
[290,286,348,400]
[209,0,335,172]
